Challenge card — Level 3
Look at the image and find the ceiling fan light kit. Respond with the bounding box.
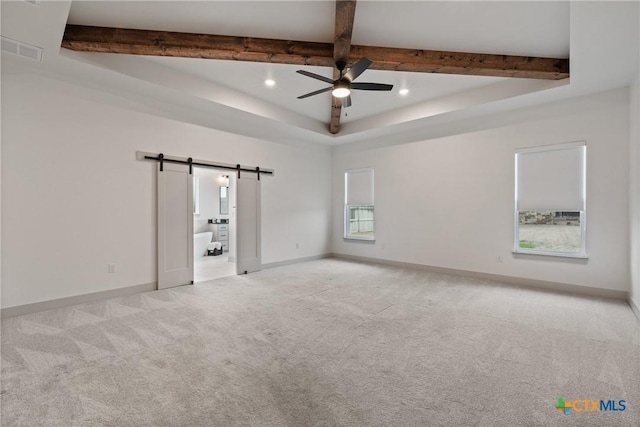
[332,81,350,98]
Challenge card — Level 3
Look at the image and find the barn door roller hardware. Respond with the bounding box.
[138,152,274,178]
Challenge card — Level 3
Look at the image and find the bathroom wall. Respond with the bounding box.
[193,167,229,234]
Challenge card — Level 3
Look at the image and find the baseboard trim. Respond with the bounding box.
[261,254,331,270]
[3,256,631,317]
[0,253,331,318]
[629,297,640,321]
[331,253,628,301]
[1,282,157,318]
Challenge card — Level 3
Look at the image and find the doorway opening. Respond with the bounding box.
[148,150,267,288]
[193,166,235,282]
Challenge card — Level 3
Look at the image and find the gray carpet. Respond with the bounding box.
[1,259,639,426]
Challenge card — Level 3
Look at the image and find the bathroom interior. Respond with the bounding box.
[193,167,236,282]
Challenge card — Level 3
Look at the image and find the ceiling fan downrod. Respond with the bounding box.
[336,60,347,78]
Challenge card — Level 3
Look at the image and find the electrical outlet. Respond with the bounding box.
[295,243,299,249]
[108,264,117,273]
[496,256,503,263]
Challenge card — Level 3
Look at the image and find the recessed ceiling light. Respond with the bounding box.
[265,79,275,87]
[399,88,409,96]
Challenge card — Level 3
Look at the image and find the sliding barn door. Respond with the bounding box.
[157,162,193,289]
[236,173,261,274]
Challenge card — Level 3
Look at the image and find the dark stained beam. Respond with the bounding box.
[349,45,569,80]
[62,24,570,80]
[62,24,335,66]
[330,0,357,134]
[333,0,356,61]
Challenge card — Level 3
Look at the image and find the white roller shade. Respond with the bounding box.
[516,142,586,211]
[346,169,374,206]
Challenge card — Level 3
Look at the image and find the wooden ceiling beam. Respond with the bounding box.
[350,45,569,80]
[62,24,570,80]
[333,0,356,62]
[62,24,335,66]
[330,0,357,134]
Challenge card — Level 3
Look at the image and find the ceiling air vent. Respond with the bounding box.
[1,36,43,62]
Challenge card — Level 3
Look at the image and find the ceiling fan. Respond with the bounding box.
[296,58,393,107]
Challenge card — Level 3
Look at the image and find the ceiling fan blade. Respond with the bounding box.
[351,82,394,91]
[342,95,352,108]
[297,86,332,99]
[344,57,373,82]
[296,70,334,84]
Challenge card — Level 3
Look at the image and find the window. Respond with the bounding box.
[345,168,374,240]
[515,141,586,257]
[219,186,229,215]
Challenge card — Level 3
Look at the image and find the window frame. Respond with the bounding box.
[513,142,587,258]
[344,168,375,242]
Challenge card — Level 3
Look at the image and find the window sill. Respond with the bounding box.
[344,236,375,243]
[512,249,588,259]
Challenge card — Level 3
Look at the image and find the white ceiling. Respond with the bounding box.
[142,57,505,124]
[64,1,565,124]
[1,1,638,147]
[65,1,570,56]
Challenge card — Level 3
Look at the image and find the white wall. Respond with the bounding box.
[631,76,640,311]
[1,73,332,309]
[630,10,640,310]
[0,70,2,312]
[333,88,631,292]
